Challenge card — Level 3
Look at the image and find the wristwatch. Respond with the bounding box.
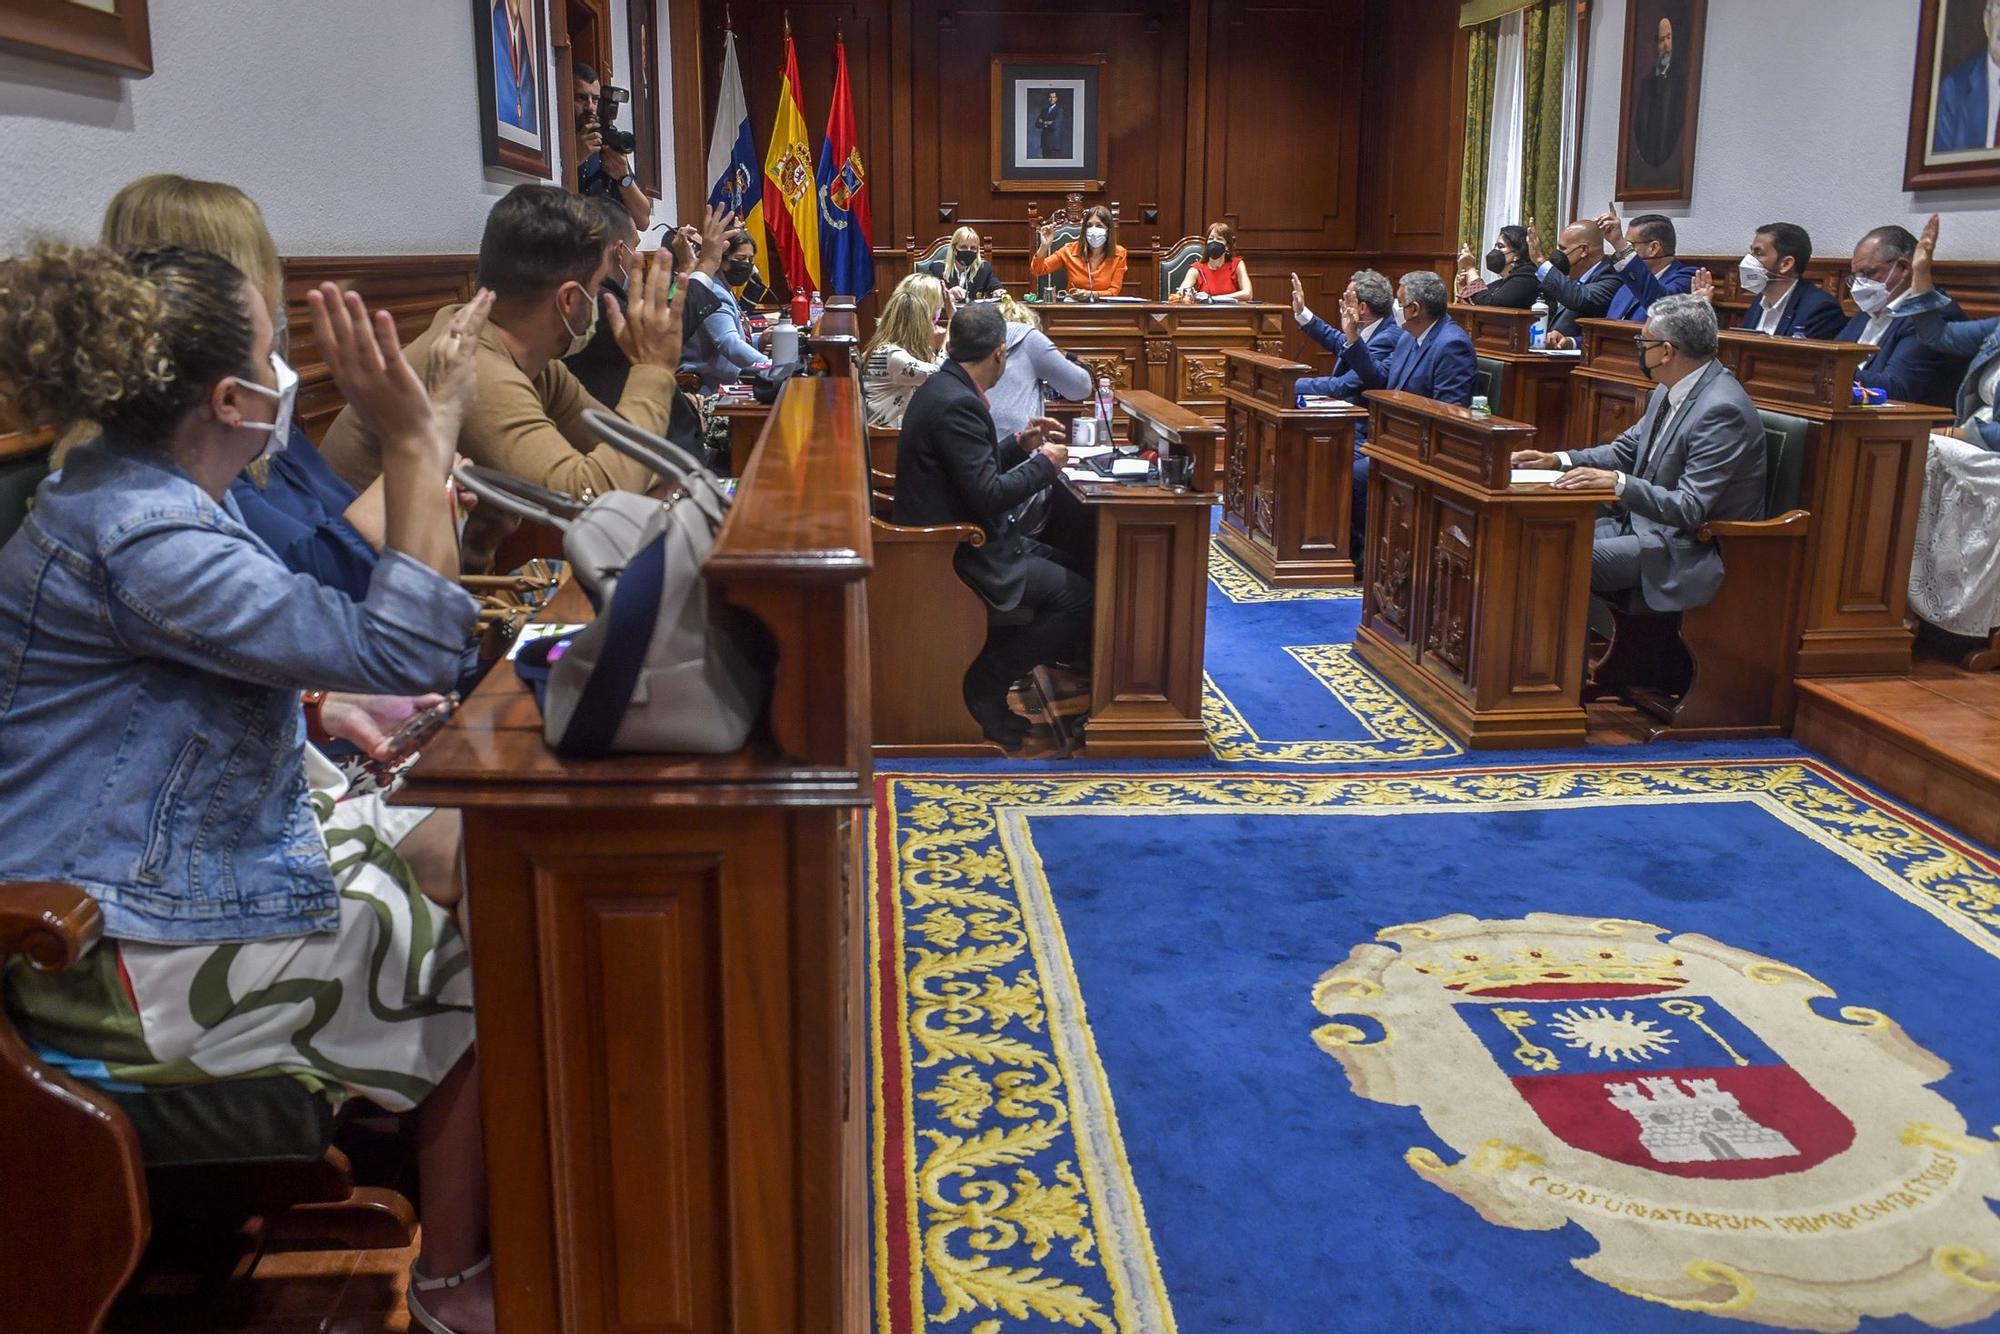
[619,173,637,190]
[301,690,332,745]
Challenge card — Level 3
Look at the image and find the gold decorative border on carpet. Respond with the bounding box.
[871,759,2000,1333]
[1202,643,1462,764]
[1207,541,1362,603]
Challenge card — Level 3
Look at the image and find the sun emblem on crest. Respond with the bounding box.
[1310,913,2000,1328]
[1546,1006,1677,1062]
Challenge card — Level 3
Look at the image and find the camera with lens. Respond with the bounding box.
[595,83,636,156]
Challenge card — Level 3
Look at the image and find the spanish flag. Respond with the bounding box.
[761,30,820,296]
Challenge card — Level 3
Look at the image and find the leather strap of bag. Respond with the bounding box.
[582,409,732,529]
[450,464,591,531]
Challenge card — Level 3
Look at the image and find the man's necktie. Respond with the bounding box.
[1633,393,1672,479]
[1992,96,2000,148]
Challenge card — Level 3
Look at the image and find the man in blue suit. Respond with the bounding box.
[1932,0,2000,154]
[1339,269,1477,558]
[1596,207,1695,322]
[1288,268,1404,401]
[1034,90,1070,159]
[1730,222,1847,340]
[1530,221,1622,349]
[491,0,539,133]
[1836,224,1969,410]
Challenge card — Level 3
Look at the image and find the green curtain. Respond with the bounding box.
[1460,0,1535,24]
[1519,0,1570,239]
[1459,20,1498,256]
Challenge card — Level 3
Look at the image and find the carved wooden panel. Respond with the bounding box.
[1224,403,1251,527]
[1422,496,1476,684]
[1181,352,1229,401]
[1369,471,1420,645]
[1252,418,1279,544]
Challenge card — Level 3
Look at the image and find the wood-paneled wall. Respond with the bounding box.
[677,0,1470,363]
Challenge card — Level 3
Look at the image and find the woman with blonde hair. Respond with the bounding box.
[989,292,1092,440]
[861,272,952,427]
[922,225,1003,303]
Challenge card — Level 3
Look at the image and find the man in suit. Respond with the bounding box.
[1932,0,2000,154]
[1728,222,1846,339]
[1340,269,1478,558]
[491,0,539,132]
[1837,223,1969,409]
[1512,295,1766,612]
[1597,206,1697,323]
[1035,90,1070,159]
[1528,221,1621,348]
[1631,16,1686,169]
[893,303,1081,748]
[1288,268,1404,400]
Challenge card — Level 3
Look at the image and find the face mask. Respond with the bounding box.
[1205,240,1227,261]
[234,353,299,460]
[723,259,755,286]
[559,285,598,358]
[1393,302,1409,328]
[1738,253,1770,295]
[1639,341,1665,384]
[954,249,977,268]
[1850,274,1891,316]
[1085,226,1108,248]
[1485,247,1509,275]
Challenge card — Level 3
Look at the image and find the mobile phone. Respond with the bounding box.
[383,693,461,758]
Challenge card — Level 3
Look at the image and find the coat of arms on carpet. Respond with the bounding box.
[1312,913,2000,1328]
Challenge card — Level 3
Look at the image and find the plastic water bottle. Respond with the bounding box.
[1095,375,1117,449]
[1529,298,1549,350]
[770,313,799,367]
[807,291,825,329]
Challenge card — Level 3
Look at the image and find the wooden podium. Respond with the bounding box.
[399,379,872,1332]
[1569,319,1950,677]
[1032,299,1289,424]
[1451,303,1578,444]
[1357,391,1614,748]
[1216,349,1368,586]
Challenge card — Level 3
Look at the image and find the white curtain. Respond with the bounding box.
[1481,10,1527,250]
[1557,9,1580,229]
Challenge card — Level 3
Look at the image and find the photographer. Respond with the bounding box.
[574,62,650,233]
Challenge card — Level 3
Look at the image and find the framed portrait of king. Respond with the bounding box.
[990,54,1107,194]
[1906,0,2000,190]
[473,0,553,177]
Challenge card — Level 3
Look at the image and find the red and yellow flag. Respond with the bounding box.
[761,32,820,295]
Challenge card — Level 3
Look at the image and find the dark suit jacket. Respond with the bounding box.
[919,257,1004,299]
[1538,258,1622,337]
[1837,289,1970,410]
[1934,51,1991,154]
[892,360,1058,610]
[1341,314,1477,444]
[1608,257,1696,322]
[1034,102,1070,157]
[1740,283,1847,341]
[1470,263,1543,309]
[1633,62,1685,167]
[1297,314,1404,400]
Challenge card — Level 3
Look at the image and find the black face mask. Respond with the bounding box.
[722,259,755,285]
[1205,240,1227,260]
[953,249,977,268]
[1485,247,1509,275]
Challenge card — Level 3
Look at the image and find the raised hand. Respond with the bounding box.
[424,289,494,454]
[310,283,440,456]
[694,204,735,277]
[1456,244,1477,274]
[606,250,689,370]
[1036,220,1056,253]
[1289,272,1308,321]
[1337,290,1362,340]
[1690,267,1716,302]
[1597,202,1625,247]
[1525,222,1545,266]
[1911,213,1940,296]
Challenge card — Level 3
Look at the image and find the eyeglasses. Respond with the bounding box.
[1632,336,1669,353]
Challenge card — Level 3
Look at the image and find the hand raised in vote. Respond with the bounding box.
[1289,272,1308,322]
[1337,290,1362,340]
[670,225,699,274]
[1596,202,1625,247]
[1690,267,1716,302]
[694,204,735,277]
[1036,221,1057,253]
[1552,466,1619,492]
[606,250,689,371]
[424,289,495,457]
[1510,449,1561,470]
[1911,213,1940,296]
[1456,244,1477,274]
[311,282,449,466]
[1525,221,1545,266]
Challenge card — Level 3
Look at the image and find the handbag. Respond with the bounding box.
[452,411,770,756]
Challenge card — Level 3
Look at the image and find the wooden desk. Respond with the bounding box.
[1217,349,1369,587]
[1030,299,1288,424]
[399,379,872,1333]
[716,398,772,476]
[1062,463,1216,759]
[1452,303,1577,446]
[1116,388,1223,493]
[1569,320,1950,676]
[1357,391,1613,749]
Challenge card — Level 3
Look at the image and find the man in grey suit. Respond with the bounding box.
[1511,294,1766,611]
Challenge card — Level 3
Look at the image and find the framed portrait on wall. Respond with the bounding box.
[473,0,553,177]
[1614,0,1705,203]
[1905,0,2000,190]
[990,55,1107,194]
[0,0,151,76]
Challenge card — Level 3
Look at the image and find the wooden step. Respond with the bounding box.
[1795,668,2000,850]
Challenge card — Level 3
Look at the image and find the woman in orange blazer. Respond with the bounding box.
[1030,204,1127,297]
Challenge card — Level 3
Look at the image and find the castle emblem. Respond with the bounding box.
[1311,914,2000,1327]
[768,143,814,209]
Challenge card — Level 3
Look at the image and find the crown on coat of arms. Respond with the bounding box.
[1412,946,1688,994]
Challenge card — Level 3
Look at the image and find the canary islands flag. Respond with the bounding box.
[761,33,820,295]
[814,34,874,300]
[704,29,768,295]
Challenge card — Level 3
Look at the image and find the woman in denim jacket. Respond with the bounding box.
[0,244,496,1332]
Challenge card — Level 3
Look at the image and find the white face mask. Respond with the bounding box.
[1084,226,1108,248]
[1738,253,1771,295]
[234,353,299,461]
[559,284,599,358]
[1393,301,1409,328]
[1850,274,1891,316]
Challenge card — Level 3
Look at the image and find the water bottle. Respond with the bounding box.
[808,290,825,329]
[1529,298,1549,350]
[1095,376,1118,450]
[770,312,799,367]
